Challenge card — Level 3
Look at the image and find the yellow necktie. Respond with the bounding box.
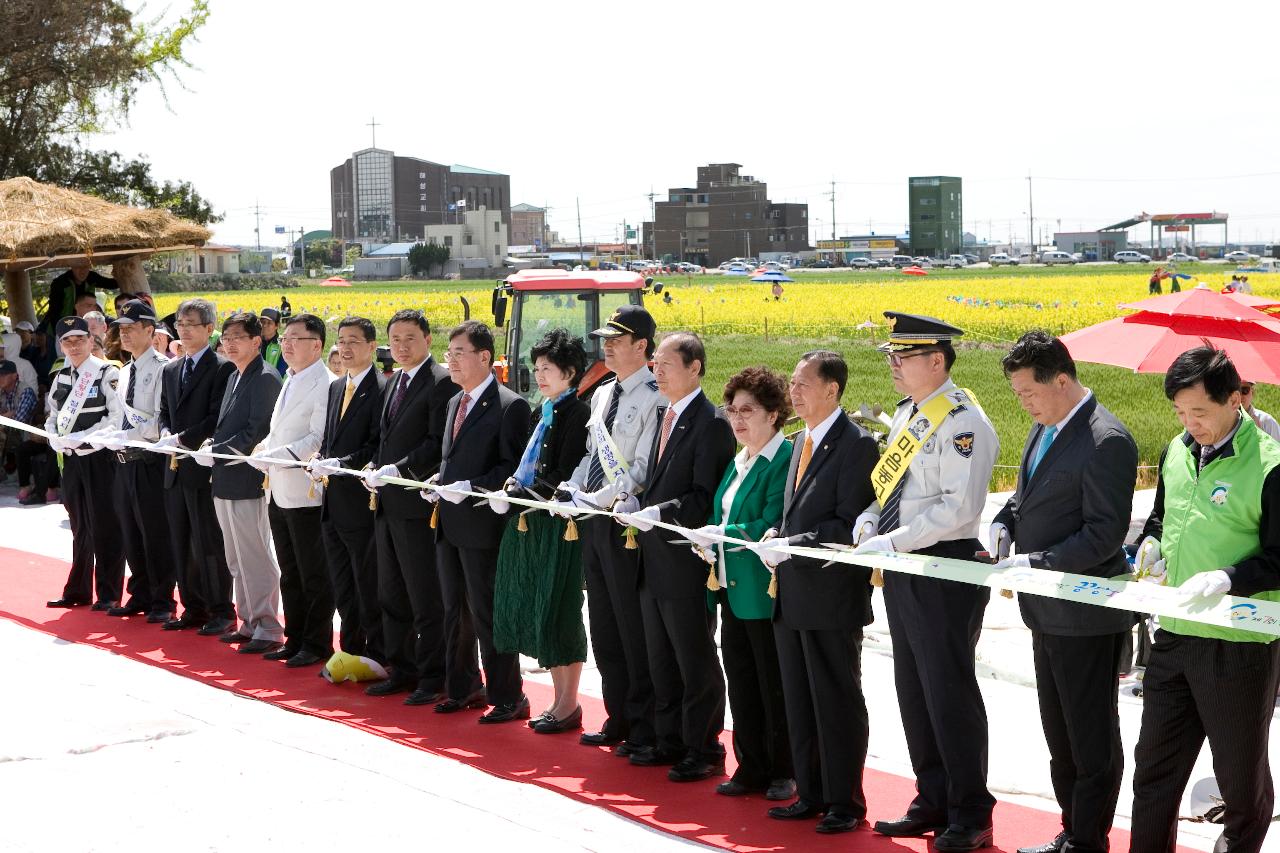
[339,378,356,419]
[794,433,813,492]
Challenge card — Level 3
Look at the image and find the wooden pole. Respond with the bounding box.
[111,255,149,294]
[3,268,34,326]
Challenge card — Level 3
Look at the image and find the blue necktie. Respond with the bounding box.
[1028,425,1057,478]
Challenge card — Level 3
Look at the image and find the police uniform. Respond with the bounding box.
[45,316,126,608]
[566,305,664,749]
[865,313,1000,843]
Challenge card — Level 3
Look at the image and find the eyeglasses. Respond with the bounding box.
[885,351,935,368]
[280,336,320,345]
[220,334,252,344]
[444,347,479,361]
[724,405,763,419]
[174,321,209,329]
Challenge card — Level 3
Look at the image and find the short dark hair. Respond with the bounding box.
[75,292,98,304]
[800,350,848,397]
[529,328,587,387]
[661,332,706,377]
[387,309,429,336]
[285,312,326,346]
[338,316,376,342]
[450,320,495,364]
[222,311,262,338]
[1002,330,1077,382]
[1164,345,1241,404]
[113,292,132,308]
[724,366,792,430]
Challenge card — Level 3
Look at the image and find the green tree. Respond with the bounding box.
[408,243,432,277]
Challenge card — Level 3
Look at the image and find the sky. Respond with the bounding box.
[97,0,1280,249]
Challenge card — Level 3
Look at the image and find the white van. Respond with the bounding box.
[1041,251,1077,265]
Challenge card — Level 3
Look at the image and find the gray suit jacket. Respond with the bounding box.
[210,357,283,501]
[993,395,1139,636]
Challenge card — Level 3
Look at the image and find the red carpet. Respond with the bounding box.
[0,546,1187,852]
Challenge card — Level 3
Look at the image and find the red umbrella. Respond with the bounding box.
[1118,285,1280,318]
[319,276,350,287]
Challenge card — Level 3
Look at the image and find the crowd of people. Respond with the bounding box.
[6,268,1280,853]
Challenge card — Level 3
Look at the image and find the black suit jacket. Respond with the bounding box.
[437,379,531,549]
[774,413,880,631]
[373,357,458,519]
[320,368,387,526]
[157,348,236,489]
[994,395,1138,636]
[210,357,282,501]
[637,391,736,599]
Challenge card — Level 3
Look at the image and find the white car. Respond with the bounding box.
[1225,250,1259,263]
[848,257,878,268]
[1115,251,1152,263]
[930,255,968,268]
[1167,252,1196,263]
[1041,251,1077,265]
[989,252,1018,266]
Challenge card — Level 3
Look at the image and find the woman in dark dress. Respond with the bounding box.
[490,328,591,734]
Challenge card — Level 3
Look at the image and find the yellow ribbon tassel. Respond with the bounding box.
[623,526,637,550]
[705,566,720,592]
[767,573,778,598]
[169,455,179,471]
[870,567,884,587]
[1000,588,1014,599]
[563,517,578,541]
[517,513,528,533]
[430,501,439,529]
[262,472,270,492]
[307,479,317,500]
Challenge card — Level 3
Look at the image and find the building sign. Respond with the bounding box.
[870,239,896,249]
[817,240,850,250]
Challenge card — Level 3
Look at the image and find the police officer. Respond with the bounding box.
[87,301,174,621]
[556,304,664,757]
[44,316,126,610]
[854,312,1000,852]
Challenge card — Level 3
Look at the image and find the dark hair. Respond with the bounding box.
[449,320,495,364]
[724,366,792,430]
[113,292,132,308]
[285,312,326,346]
[1164,344,1240,404]
[222,311,262,338]
[1002,330,1077,382]
[338,316,377,342]
[530,328,587,387]
[387,309,429,335]
[75,291,98,304]
[800,350,848,397]
[660,331,706,377]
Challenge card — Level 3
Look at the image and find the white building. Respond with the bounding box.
[424,206,507,267]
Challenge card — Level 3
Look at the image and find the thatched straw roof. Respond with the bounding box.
[0,176,210,263]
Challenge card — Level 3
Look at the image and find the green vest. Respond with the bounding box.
[263,338,282,370]
[1161,414,1280,643]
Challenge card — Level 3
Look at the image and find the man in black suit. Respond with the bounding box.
[431,320,533,722]
[991,332,1138,853]
[748,351,879,834]
[153,298,236,631]
[309,317,387,663]
[360,309,461,705]
[618,332,735,780]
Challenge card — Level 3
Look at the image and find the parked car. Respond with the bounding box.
[1225,250,1259,263]
[911,256,933,267]
[1167,252,1196,263]
[1017,252,1038,264]
[938,254,969,268]
[1041,250,1078,265]
[810,259,834,268]
[848,257,878,268]
[890,255,915,268]
[1115,251,1152,263]
[963,253,980,265]
[989,252,1018,266]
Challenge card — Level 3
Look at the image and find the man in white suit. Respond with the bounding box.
[249,313,337,668]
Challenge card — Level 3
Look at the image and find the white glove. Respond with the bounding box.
[547,499,581,518]
[852,512,879,546]
[309,457,343,478]
[438,480,471,504]
[1135,537,1162,577]
[1178,570,1231,601]
[85,431,112,449]
[994,554,1031,570]
[686,524,724,550]
[191,445,215,467]
[46,435,70,454]
[988,522,1012,561]
[364,463,399,489]
[749,536,791,567]
[419,472,441,502]
[852,533,896,555]
[101,430,130,452]
[245,452,274,472]
[611,494,640,517]
[619,506,662,532]
[488,491,512,515]
[151,433,182,454]
[1138,558,1167,585]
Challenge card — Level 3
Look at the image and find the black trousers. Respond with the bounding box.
[163,482,233,620]
[581,516,654,746]
[885,540,995,828]
[639,589,726,759]
[60,451,125,603]
[773,622,867,815]
[375,514,459,692]
[437,540,521,706]
[719,592,792,786]
[1032,630,1126,853]
[1131,630,1280,853]
[322,517,383,662]
[268,501,334,658]
[115,455,174,614]
[16,440,50,491]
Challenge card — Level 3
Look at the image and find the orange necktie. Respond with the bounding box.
[794,433,813,492]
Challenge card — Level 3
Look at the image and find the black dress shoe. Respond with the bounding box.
[91,600,119,612]
[934,824,994,852]
[262,646,299,661]
[528,710,554,729]
[197,617,235,636]
[434,689,487,714]
[612,740,646,757]
[872,816,949,837]
[239,639,282,655]
[580,730,623,747]
[107,601,147,617]
[531,705,583,734]
[1017,831,1068,853]
[668,754,726,782]
[768,800,825,820]
[219,631,252,644]
[46,597,90,609]
[716,779,756,796]
[162,614,208,631]
[766,778,798,801]
[816,812,861,834]
[364,678,412,697]
[628,746,682,767]
[146,611,174,624]
[404,688,446,706]
[285,650,324,668]
[479,695,531,724]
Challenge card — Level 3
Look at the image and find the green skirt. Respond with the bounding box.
[492,510,587,668]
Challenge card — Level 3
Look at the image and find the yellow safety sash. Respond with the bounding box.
[871,387,979,506]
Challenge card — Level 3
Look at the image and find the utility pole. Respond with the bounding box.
[828,179,837,240]
[253,200,263,251]
[576,197,583,265]
[647,188,657,260]
[1027,171,1035,251]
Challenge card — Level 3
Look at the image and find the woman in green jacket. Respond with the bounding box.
[687,366,796,801]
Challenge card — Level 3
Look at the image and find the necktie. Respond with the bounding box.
[1199,443,1214,473]
[125,365,136,408]
[339,377,356,419]
[793,433,813,494]
[180,356,194,391]
[452,393,472,440]
[1028,425,1058,478]
[387,370,409,421]
[657,406,677,460]
[586,382,624,491]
